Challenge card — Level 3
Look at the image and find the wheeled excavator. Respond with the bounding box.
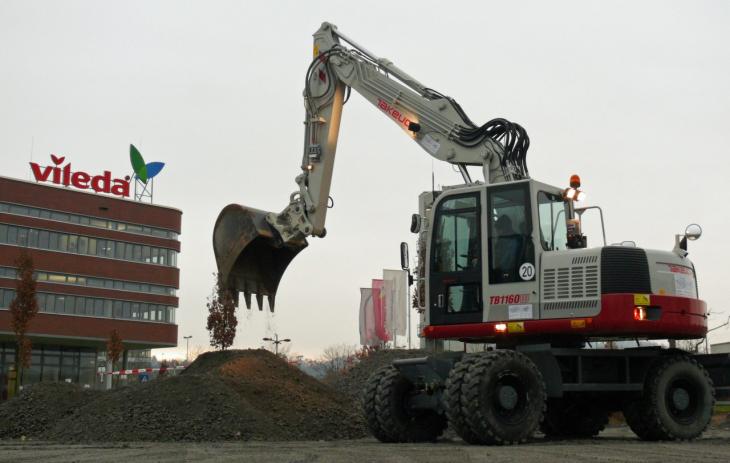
[213,22,730,444]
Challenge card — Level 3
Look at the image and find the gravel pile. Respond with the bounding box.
[0,382,100,439]
[0,349,365,442]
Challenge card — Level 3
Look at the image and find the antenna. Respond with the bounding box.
[431,159,435,192]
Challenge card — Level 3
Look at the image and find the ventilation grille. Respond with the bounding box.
[543,265,599,300]
[543,299,599,311]
[572,255,598,265]
[601,247,651,294]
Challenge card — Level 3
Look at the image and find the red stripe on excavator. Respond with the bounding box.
[422,294,707,340]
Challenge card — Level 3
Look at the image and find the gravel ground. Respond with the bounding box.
[1,427,729,463]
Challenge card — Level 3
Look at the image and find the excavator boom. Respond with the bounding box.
[213,22,530,310]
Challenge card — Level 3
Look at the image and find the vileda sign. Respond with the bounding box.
[29,154,131,198]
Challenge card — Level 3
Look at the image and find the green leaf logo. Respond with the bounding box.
[130,144,165,183]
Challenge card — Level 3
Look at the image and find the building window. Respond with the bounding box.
[0,288,175,324]
[0,344,98,389]
[0,223,178,268]
[0,201,178,239]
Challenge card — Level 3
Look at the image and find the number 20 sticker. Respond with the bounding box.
[519,263,535,281]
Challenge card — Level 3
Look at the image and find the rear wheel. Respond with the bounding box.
[625,355,714,441]
[540,397,609,439]
[373,366,447,442]
[462,350,546,445]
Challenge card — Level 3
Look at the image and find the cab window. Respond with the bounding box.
[432,195,480,273]
[488,184,534,283]
[538,192,569,251]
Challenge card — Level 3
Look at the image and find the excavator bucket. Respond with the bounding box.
[212,204,307,311]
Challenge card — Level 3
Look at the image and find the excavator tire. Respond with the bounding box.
[625,355,714,441]
[363,366,398,442]
[462,350,546,445]
[540,397,609,439]
[623,399,663,441]
[373,366,447,442]
[445,355,483,444]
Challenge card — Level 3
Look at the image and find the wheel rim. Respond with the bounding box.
[489,371,528,424]
[665,376,700,424]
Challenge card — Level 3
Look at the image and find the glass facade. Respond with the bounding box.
[0,288,175,323]
[0,343,98,398]
[0,201,178,239]
[0,223,178,267]
[0,266,176,296]
[126,349,152,369]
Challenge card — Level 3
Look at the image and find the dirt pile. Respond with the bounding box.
[0,349,366,442]
[0,382,100,439]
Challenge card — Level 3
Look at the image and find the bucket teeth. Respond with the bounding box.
[256,293,264,311]
[267,295,275,312]
[213,204,307,312]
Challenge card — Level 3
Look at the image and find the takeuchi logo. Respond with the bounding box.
[29,154,131,198]
[129,144,164,184]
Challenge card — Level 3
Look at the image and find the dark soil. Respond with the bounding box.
[0,349,365,442]
[0,382,101,439]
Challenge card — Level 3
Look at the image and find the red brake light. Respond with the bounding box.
[634,306,647,321]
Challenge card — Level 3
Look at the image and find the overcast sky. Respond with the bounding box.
[1,1,729,359]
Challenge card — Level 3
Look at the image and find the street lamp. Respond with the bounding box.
[183,335,192,363]
[262,333,291,356]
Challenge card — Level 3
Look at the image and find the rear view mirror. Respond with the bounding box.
[676,223,702,254]
[410,214,421,233]
[400,242,410,271]
[685,223,702,241]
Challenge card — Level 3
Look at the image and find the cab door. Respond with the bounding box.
[428,192,483,325]
[484,182,538,322]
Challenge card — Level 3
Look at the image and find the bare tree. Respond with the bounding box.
[675,339,701,353]
[275,341,293,358]
[9,250,39,392]
[188,345,209,363]
[206,273,237,350]
[320,343,359,374]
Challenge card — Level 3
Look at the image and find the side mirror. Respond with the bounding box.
[675,223,702,254]
[410,214,421,234]
[400,242,410,271]
[685,223,702,241]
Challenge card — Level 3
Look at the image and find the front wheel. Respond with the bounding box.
[363,366,397,442]
[626,355,714,441]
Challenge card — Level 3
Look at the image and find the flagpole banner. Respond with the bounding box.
[371,279,390,342]
[359,288,377,346]
[383,269,408,336]
[382,275,394,340]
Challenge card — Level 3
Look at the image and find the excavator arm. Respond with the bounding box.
[213,22,530,311]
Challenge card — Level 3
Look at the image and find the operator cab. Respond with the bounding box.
[426,179,576,327]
